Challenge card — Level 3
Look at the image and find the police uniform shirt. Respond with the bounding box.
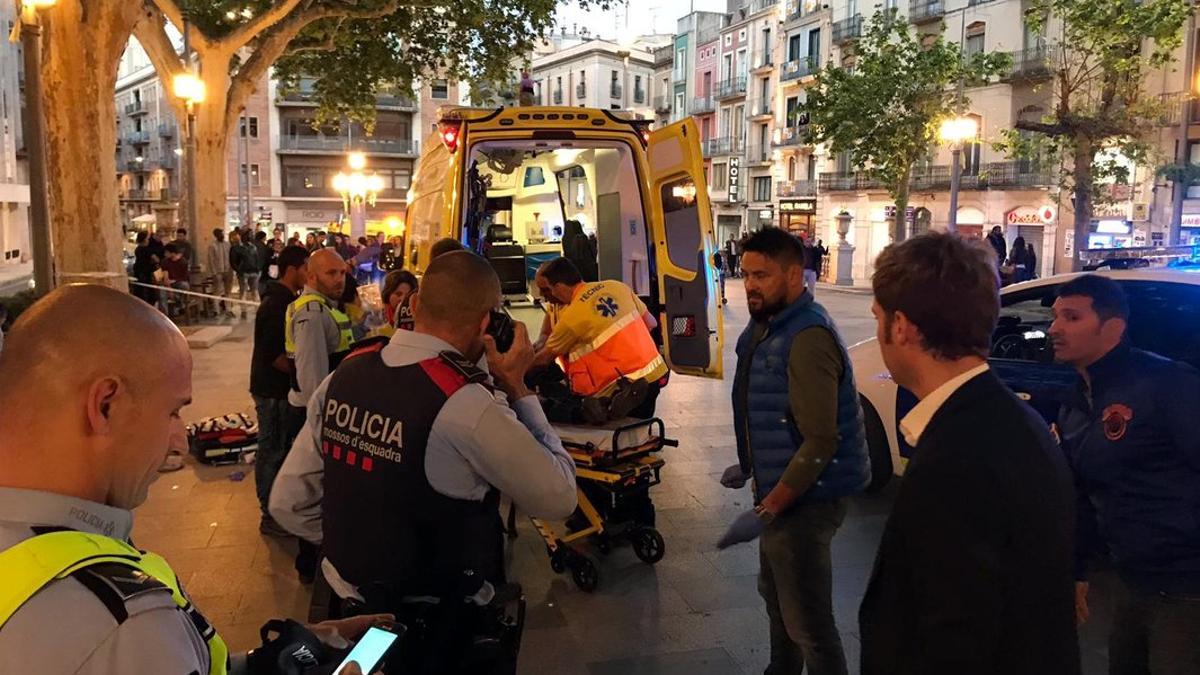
[269,329,578,601]
[288,287,346,408]
[0,487,245,674]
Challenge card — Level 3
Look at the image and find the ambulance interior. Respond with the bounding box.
[461,140,653,331]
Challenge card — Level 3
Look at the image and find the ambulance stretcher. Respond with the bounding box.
[526,417,676,592]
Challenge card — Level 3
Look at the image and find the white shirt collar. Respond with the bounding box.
[898,363,991,447]
[0,487,134,540]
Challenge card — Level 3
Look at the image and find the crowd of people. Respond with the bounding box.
[1,225,1197,675]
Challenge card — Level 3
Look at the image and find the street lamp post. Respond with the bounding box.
[173,72,205,250]
[939,115,978,233]
[18,0,56,295]
[332,152,384,240]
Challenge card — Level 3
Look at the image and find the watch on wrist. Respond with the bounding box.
[754,504,776,526]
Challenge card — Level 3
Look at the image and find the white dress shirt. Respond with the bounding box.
[898,363,991,447]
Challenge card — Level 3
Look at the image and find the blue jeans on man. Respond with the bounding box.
[252,395,302,516]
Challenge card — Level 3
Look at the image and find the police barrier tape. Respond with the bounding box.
[127,279,260,308]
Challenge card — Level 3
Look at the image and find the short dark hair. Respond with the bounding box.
[255,231,267,242]
[429,237,464,259]
[276,245,310,275]
[1057,274,1129,322]
[872,232,999,360]
[539,256,583,287]
[740,227,805,269]
[382,269,419,300]
[164,242,180,254]
[212,228,223,237]
[176,228,187,236]
[136,231,148,244]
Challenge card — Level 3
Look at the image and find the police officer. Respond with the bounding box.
[270,252,577,668]
[0,285,383,674]
[1050,275,1200,675]
[284,248,353,580]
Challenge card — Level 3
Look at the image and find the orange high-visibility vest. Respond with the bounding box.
[547,280,667,397]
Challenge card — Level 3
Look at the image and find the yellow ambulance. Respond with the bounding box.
[404,106,723,379]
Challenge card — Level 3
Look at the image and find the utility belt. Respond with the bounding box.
[337,572,525,675]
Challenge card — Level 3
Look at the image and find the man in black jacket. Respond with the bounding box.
[1050,275,1200,675]
[250,245,309,535]
[859,232,1079,675]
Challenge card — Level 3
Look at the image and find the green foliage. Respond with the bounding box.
[999,0,1191,202]
[1157,162,1200,186]
[804,12,1010,203]
[269,0,612,128]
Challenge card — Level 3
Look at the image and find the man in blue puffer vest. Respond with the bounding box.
[717,227,870,675]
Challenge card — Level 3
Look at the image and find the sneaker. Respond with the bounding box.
[607,378,649,421]
[259,515,292,538]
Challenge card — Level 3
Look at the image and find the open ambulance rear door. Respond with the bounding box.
[646,118,724,379]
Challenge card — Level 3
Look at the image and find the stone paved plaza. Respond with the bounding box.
[146,280,1113,674]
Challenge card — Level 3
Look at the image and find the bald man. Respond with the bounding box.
[270,252,576,667]
[0,285,383,675]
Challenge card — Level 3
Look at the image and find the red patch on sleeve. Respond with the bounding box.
[419,358,469,397]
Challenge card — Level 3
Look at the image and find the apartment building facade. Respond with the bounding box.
[529,38,661,119]
[0,1,31,270]
[115,38,455,239]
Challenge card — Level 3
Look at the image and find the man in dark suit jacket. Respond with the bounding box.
[859,232,1080,675]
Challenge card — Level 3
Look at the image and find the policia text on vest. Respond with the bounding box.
[323,396,405,464]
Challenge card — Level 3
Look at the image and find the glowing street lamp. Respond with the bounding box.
[173,72,205,244]
[334,153,385,238]
[938,115,978,233]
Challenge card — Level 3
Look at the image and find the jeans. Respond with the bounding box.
[759,498,849,675]
[238,273,260,304]
[1109,576,1200,675]
[803,270,818,296]
[252,395,294,516]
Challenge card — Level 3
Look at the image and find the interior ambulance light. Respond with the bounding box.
[672,181,698,204]
[439,122,461,152]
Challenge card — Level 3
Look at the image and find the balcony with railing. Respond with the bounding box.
[1003,45,1054,82]
[554,89,564,105]
[777,180,817,197]
[279,81,416,109]
[832,15,863,44]
[576,83,587,99]
[909,0,945,23]
[775,126,808,146]
[123,189,150,200]
[125,130,150,145]
[751,48,774,72]
[706,136,743,156]
[780,57,816,82]
[125,100,147,116]
[749,98,774,119]
[715,76,748,100]
[746,143,772,165]
[819,171,881,191]
[125,159,147,172]
[1158,92,1187,126]
[158,155,178,170]
[653,94,670,113]
[610,82,623,99]
[278,135,419,155]
[157,123,176,138]
[692,95,716,114]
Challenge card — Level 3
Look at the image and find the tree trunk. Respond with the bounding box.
[185,59,235,272]
[1071,140,1094,272]
[41,2,142,289]
[893,179,911,243]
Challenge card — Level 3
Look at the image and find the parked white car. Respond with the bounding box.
[850,267,1200,492]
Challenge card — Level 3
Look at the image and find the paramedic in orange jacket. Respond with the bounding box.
[533,257,668,423]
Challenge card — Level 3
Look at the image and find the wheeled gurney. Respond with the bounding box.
[527,417,677,592]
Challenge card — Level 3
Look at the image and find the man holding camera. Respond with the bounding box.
[270,252,576,640]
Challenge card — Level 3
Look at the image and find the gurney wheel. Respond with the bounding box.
[549,548,566,574]
[630,528,665,564]
[569,554,600,592]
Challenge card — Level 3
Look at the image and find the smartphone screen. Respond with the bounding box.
[333,626,400,675]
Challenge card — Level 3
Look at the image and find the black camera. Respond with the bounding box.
[487,308,514,353]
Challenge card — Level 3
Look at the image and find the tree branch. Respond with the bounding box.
[147,0,214,52]
[223,0,401,129]
[1016,119,1069,136]
[226,0,309,51]
[133,7,188,121]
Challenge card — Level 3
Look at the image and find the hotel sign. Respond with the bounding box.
[728,157,741,203]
